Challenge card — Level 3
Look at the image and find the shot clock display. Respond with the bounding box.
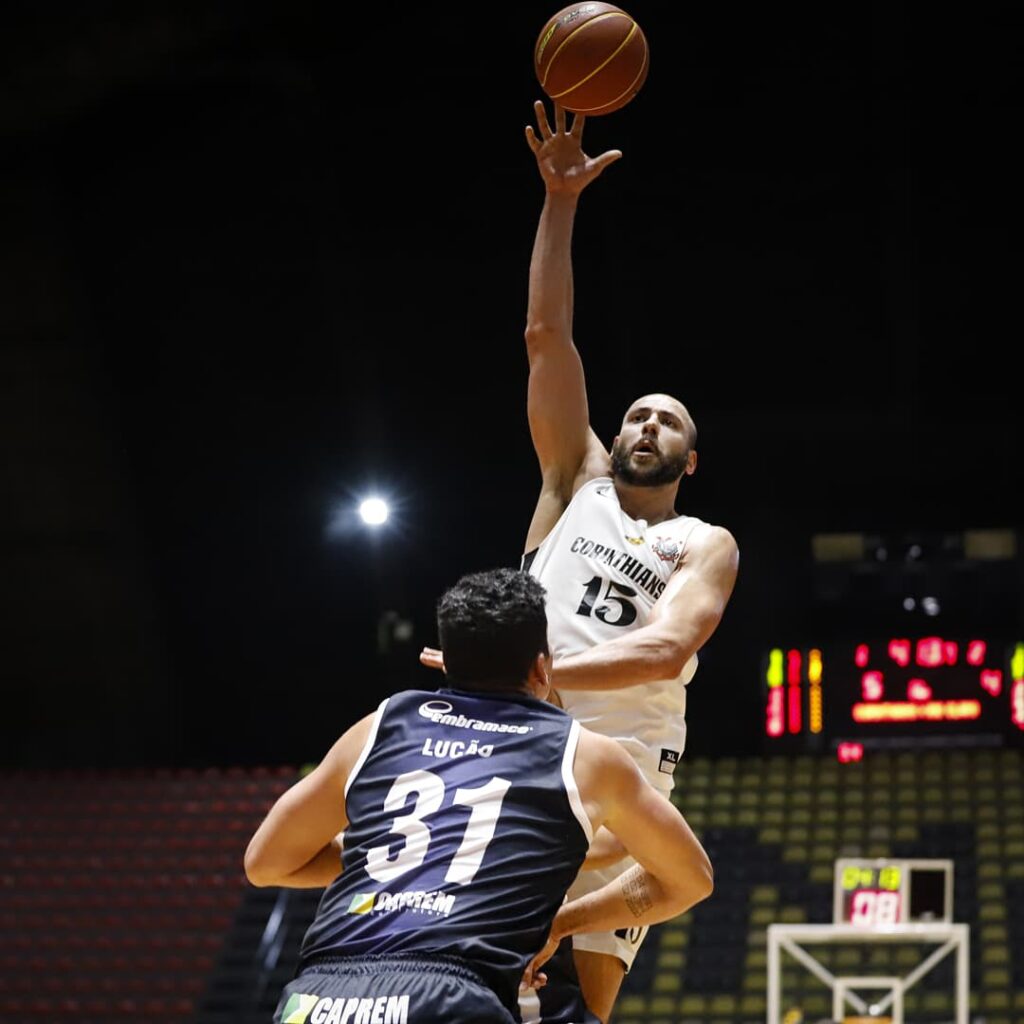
[833,858,953,925]
[764,635,1024,751]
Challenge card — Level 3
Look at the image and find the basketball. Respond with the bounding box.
[534,3,649,117]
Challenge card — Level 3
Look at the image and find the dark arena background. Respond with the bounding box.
[2,2,1022,1023]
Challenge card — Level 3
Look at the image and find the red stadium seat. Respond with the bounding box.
[0,764,299,1024]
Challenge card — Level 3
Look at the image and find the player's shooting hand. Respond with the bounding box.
[419,647,444,671]
[525,99,621,197]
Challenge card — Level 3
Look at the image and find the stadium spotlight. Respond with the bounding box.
[359,497,389,526]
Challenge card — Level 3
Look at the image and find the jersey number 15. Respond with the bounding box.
[577,576,638,627]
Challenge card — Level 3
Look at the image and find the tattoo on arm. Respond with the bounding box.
[620,865,654,918]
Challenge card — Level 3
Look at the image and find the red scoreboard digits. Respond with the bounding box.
[764,637,1024,751]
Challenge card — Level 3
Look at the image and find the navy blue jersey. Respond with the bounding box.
[299,688,592,1016]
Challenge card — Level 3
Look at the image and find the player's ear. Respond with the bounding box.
[686,450,698,476]
[527,651,552,700]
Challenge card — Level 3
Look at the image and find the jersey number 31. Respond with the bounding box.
[365,770,511,886]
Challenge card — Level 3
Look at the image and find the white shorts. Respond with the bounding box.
[566,857,650,972]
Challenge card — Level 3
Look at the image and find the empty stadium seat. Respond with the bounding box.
[0,765,297,1024]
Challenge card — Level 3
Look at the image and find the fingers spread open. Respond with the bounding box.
[534,99,553,139]
[554,102,566,135]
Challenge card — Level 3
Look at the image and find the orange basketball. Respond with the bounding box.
[534,3,649,116]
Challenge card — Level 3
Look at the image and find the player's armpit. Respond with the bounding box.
[581,825,627,870]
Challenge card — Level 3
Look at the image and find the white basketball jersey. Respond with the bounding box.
[523,477,708,794]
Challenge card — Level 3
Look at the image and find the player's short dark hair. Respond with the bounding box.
[437,568,549,693]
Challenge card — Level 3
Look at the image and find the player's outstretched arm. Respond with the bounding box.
[523,732,713,985]
[243,713,374,888]
[523,100,621,550]
[552,525,740,691]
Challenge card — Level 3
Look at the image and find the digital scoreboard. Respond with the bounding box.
[833,858,953,925]
[763,635,1024,752]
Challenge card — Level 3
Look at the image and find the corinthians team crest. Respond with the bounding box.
[651,535,681,563]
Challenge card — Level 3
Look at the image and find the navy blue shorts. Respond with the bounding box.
[273,954,517,1024]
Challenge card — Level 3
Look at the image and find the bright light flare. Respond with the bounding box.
[359,498,389,526]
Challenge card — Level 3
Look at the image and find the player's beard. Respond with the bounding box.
[610,438,689,487]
